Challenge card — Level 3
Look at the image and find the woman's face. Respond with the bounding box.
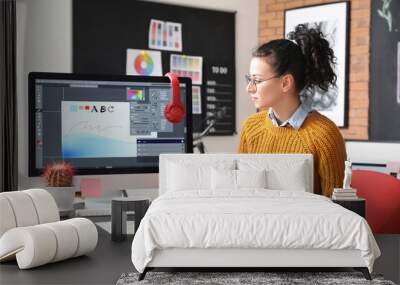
[247,57,282,109]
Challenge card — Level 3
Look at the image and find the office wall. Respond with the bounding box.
[16,0,259,194]
[259,0,370,140]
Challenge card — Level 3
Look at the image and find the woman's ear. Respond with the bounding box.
[281,74,295,93]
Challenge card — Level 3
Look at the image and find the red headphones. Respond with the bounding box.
[164,72,185,124]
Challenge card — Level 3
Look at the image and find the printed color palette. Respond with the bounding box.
[149,19,182,52]
[192,86,202,114]
[170,54,203,85]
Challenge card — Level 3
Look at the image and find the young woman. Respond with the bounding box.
[238,24,346,197]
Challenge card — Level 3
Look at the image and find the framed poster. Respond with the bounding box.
[284,1,350,127]
[370,0,400,141]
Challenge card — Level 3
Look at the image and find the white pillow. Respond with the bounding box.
[266,161,307,191]
[236,169,267,189]
[167,160,234,192]
[210,168,267,191]
[211,168,236,190]
[237,159,309,191]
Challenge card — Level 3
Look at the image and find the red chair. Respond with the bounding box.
[352,170,400,234]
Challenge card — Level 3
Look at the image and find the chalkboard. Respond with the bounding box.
[73,0,236,135]
[370,0,400,141]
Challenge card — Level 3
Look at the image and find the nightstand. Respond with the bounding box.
[332,198,366,218]
[111,197,150,242]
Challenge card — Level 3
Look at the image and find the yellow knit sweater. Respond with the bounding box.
[238,110,346,197]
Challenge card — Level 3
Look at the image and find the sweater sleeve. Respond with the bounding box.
[316,127,347,197]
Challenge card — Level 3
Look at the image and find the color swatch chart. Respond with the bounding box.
[170,54,203,85]
[149,19,182,52]
[192,86,202,114]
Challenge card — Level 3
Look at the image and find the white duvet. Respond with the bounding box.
[131,190,380,273]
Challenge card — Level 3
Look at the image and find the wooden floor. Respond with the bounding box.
[0,217,133,285]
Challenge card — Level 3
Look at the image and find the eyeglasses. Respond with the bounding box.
[245,74,280,91]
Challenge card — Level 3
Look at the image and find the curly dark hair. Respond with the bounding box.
[252,23,337,95]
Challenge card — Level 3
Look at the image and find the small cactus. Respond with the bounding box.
[43,161,75,187]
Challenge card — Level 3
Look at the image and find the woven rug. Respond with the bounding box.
[116,271,396,285]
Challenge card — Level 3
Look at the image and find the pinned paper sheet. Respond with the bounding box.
[192,86,202,114]
[149,19,182,52]
[80,178,102,197]
[126,49,162,76]
[170,54,203,85]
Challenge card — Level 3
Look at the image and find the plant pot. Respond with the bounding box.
[44,186,78,212]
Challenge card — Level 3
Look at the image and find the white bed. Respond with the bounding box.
[131,154,380,280]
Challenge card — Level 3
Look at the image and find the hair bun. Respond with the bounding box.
[287,23,337,92]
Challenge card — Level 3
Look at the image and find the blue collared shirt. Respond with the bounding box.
[268,103,312,129]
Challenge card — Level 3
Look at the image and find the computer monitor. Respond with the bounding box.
[29,72,192,176]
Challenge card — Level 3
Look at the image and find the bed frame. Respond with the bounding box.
[139,248,371,280]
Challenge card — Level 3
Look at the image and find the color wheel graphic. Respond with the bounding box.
[134,51,154,75]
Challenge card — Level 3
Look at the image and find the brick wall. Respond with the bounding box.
[259,0,370,139]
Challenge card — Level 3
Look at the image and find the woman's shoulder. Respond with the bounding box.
[303,110,338,130]
[242,110,270,128]
[240,110,271,136]
[244,110,268,123]
[302,110,344,142]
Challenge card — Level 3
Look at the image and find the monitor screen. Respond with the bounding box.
[29,72,192,176]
